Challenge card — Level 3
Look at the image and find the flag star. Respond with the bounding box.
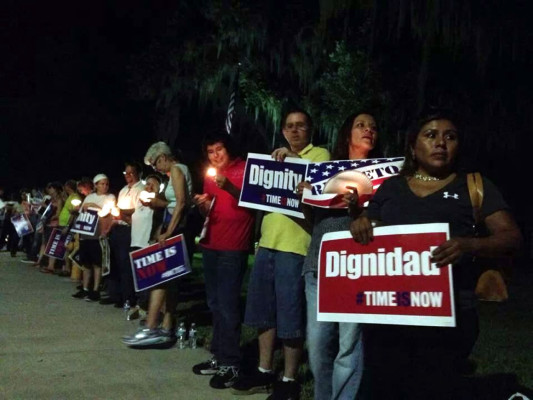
[372,160,380,164]
[351,162,359,167]
[338,166,346,171]
[305,177,312,181]
[310,168,317,174]
[322,171,330,176]
[326,165,334,170]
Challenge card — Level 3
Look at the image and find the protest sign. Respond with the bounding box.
[11,214,34,237]
[318,223,455,327]
[302,157,404,208]
[44,228,73,260]
[100,237,111,276]
[129,234,191,292]
[71,208,99,236]
[239,153,309,219]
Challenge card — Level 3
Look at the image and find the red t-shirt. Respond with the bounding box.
[200,158,254,251]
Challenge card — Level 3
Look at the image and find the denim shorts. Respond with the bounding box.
[244,247,305,339]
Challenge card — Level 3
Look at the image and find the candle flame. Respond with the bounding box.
[207,168,217,177]
[71,199,82,207]
[140,190,156,203]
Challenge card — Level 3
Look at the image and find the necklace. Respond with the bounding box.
[413,172,441,181]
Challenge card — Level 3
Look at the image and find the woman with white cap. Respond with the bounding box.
[122,142,192,347]
[71,174,115,302]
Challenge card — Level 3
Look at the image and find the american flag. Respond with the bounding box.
[225,66,240,135]
[302,157,405,208]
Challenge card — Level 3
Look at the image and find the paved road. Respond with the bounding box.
[0,252,265,400]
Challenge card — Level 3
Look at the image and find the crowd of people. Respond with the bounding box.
[0,107,522,400]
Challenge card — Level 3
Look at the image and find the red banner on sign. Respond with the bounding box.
[318,223,455,327]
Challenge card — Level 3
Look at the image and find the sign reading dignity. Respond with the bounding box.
[318,223,455,327]
[302,157,404,208]
[70,208,99,236]
[45,228,73,260]
[239,153,309,219]
[129,235,191,292]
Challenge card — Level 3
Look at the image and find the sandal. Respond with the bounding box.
[39,268,54,274]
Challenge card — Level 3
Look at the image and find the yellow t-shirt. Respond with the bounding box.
[59,193,81,226]
[258,144,330,256]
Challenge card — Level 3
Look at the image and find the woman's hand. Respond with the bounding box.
[350,216,374,245]
[158,231,170,246]
[141,197,167,209]
[294,181,312,197]
[271,147,299,162]
[431,238,471,267]
[214,174,230,190]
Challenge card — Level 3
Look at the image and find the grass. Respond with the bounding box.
[178,251,533,399]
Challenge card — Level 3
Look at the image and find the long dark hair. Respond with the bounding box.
[332,112,381,160]
[400,109,463,176]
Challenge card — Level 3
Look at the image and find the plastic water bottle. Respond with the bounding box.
[177,322,187,349]
[123,300,131,320]
[188,323,197,349]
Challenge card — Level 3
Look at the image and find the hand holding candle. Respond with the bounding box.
[139,190,156,203]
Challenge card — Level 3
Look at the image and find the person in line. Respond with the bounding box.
[103,162,144,308]
[42,180,80,275]
[192,132,254,389]
[39,182,64,272]
[71,174,115,302]
[350,110,522,399]
[123,143,192,346]
[299,112,380,400]
[232,109,330,399]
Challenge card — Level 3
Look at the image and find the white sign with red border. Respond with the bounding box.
[318,223,455,327]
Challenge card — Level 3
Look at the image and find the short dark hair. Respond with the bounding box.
[64,179,77,192]
[145,174,162,185]
[280,108,313,132]
[77,177,94,192]
[125,161,143,178]
[332,112,381,160]
[202,131,239,160]
[401,108,463,176]
[46,181,63,193]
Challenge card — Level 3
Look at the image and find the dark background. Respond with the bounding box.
[2,1,531,252]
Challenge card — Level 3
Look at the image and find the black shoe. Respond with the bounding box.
[231,369,276,395]
[209,366,239,389]
[193,357,219,375]
[72,289,89,299]
[85,291,100,302]
[99,297,117,305]
[266,380,301,400]
[76,284,83,290]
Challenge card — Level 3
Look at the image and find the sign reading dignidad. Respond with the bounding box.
[239,153,309,219]
[129,235,191,292]
[318,223,455,327]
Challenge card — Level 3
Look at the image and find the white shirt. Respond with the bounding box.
[117,181,143,226]
[131,198,154,248]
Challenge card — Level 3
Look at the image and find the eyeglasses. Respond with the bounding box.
[284,123,308,131]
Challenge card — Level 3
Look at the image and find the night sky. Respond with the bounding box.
[2,1,531,235]
[3,1,178,194]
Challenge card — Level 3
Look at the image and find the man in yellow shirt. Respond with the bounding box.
[232,109,330,399]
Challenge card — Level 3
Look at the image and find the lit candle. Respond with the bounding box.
[140,190,156,203]
[71,199,82,207]
[98,201,115,217]
[207,168,217,177]
[111,207,120,217]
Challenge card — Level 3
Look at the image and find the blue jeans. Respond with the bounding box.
[305,272,363,400]
[244,247,305,338]
[202,247,248,367]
